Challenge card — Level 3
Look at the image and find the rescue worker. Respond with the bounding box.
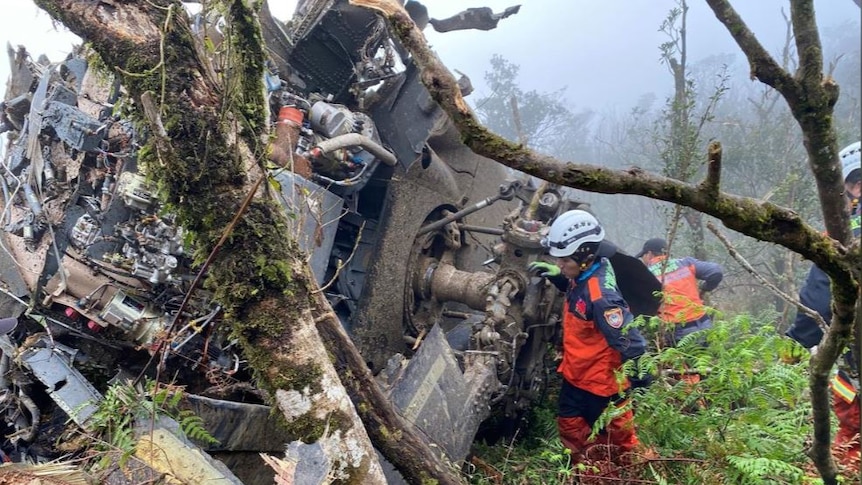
[786,140,861,470]
[528,210,648,459]
[636,238,723,345]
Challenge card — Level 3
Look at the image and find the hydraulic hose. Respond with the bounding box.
[313,133,397,166]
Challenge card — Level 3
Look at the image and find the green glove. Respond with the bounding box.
[527,261,561,278]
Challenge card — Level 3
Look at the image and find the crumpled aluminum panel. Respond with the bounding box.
[20,344,103,426]
[388,324,493,461]
[273,171,343,286]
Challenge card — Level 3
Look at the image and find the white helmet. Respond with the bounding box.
[544,210,605,258]
[840,141,861,183]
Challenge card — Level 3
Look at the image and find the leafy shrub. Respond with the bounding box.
[466,313,825,484]
[82,379,219,468]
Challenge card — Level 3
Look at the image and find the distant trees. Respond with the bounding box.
[473,54,593,158]
[367,0,860,482]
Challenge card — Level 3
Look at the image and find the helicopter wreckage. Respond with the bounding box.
[0,1,657,483]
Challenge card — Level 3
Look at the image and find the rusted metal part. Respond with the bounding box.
[424,260,496,311]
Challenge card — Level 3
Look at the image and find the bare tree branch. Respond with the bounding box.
[707,222,827,332]
[704,0,799,98]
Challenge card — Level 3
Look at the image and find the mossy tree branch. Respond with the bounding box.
[790,0,824,94]
[355,0,858,483]
[706,0,846,249]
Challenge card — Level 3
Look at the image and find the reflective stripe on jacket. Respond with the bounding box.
[559,259,645,397]
[647,255,721,324]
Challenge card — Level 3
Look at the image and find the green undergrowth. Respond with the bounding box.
[465,313,843,484]
[79,379,219,470]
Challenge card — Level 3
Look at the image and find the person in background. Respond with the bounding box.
[786,141,861,471]
[636,238,723,348]
[528,210,648,460]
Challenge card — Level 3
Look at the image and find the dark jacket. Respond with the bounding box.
[787,210,861,348]
[549,240,662,318]
[786,264,832,348]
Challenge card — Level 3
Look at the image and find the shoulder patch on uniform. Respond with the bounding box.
[604,307,624,328]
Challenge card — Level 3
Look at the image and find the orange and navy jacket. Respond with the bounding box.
[553,258,646,397]
[645,255,723,325]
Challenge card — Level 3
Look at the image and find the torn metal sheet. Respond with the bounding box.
[388,324,497,461]
[19,341,102,426]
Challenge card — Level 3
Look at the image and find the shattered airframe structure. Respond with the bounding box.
[0,1,655,483]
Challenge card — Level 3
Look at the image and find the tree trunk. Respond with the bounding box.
[31,1,463,483]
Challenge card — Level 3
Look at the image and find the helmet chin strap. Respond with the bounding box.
[848,190,860,215]
[576,254,597,269]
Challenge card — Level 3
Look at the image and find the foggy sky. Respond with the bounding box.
[2,1,859,114]
[418,0,860,111]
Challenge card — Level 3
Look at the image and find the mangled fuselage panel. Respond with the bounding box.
[0,47,230,375]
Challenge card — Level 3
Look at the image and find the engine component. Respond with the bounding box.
[312,132,397,167]
[308,101,395,170]
[117,172,156,212]
[309,101,375,140]
[40,101,104,152]
[70,214,100,249]
[98,291,165,344]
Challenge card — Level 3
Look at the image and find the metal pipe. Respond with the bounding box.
[457,224,504,236]
[0,354,9,390]
[418,195,502,236]
[313,133,397,166]
[22,182,42,218]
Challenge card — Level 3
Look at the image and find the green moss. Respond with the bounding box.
[224,0,268,146]
[248,347,322,393]
[377,424,403,443]
[330,457,371,485]
[281,412,326,443]
[269,406,357,451]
